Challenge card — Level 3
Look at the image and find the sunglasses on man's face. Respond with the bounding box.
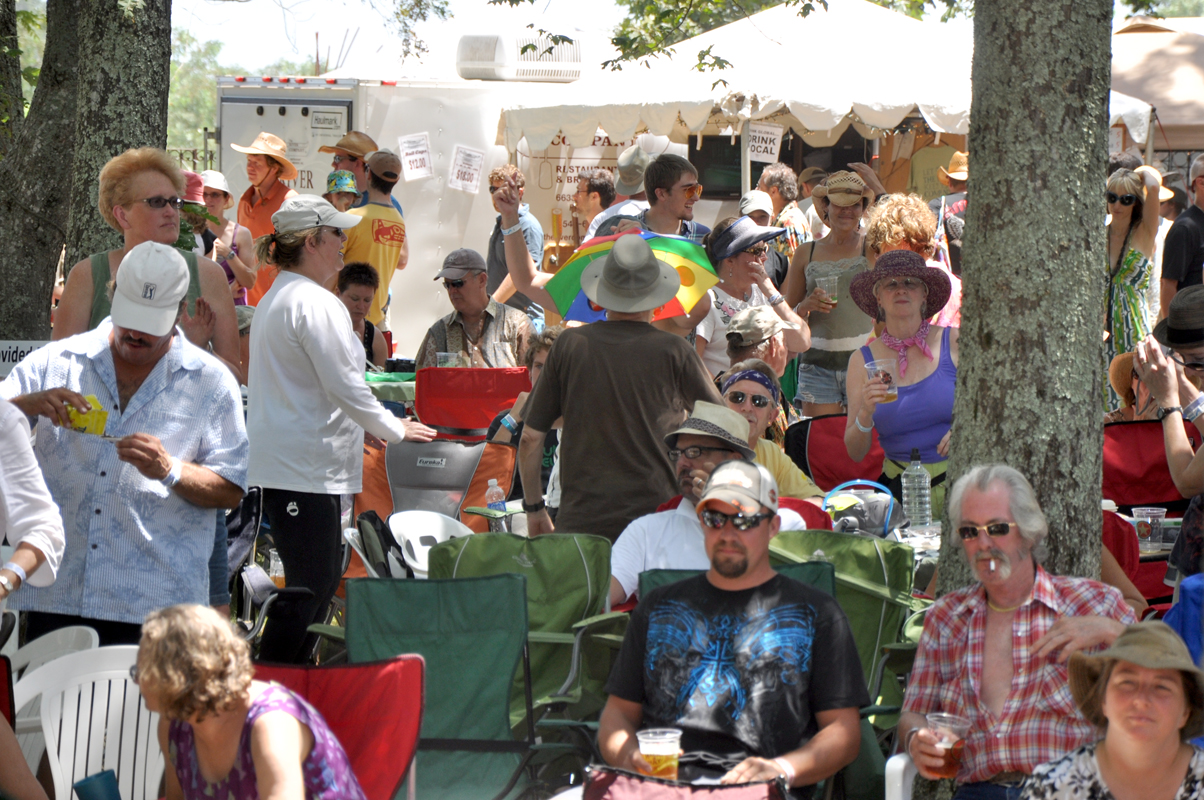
[679,183,703,200]
[1169,352,1204,372]
[725,391,773,409]
[700,508,774,531]
[956,522,1017,540]
[1107,192,1138,206]
[444,279,466,289]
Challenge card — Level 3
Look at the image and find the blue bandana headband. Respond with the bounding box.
[722,369,780,403]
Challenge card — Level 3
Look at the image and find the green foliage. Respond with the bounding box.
[16,0,44,102]
[382,0,451,59]
[168,30,225,151]
[259,57,318,76]
[1157,0,1204,15]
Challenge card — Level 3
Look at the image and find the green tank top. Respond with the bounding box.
[87,249,202,330]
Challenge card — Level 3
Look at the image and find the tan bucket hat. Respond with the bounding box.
[614,145,653,196]
[580,233,679,313]
[811,170,874,208]
[938,151,969,186]
[663,401,755,460]
[231,132,298,181]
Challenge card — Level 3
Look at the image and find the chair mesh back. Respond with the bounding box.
[385,439,486,519]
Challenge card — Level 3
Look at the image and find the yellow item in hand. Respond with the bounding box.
[67,395,108,435]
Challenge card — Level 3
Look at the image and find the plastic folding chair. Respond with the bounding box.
[390,510,475,579]
[784,415,886,492]
[254,655,425,800]
[884,754,918,800]
[1103,418,1202,515]
[10,626,100,772]
[14,646,162,800]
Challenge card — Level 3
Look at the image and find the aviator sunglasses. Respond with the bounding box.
[443,279,466,289]
[1106,192,1138,206]
[956,522,1017,540]
[725,391,773,409]
[700,508,774,531]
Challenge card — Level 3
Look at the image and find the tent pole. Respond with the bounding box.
[1145,108,1155,164]
[741,120,751,196]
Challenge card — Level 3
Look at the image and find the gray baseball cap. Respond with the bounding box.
[434,249,487,280]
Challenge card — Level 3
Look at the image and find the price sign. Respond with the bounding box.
[398,132,434,182]
[448,145,485,194]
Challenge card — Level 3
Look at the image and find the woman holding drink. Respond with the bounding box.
[1019,621,1204,800]
[845,250,957,517]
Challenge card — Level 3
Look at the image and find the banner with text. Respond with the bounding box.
[748,122,784,164]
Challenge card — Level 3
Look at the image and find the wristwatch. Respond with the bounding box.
[522,499,546,513]
[1158,406,1184,421]
[0,573,15,596]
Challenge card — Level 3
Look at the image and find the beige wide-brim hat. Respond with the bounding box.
[663,401,755,460]
[580,233,679,313]
[614,146,653,196]
[811,170,874,208]
[318,131,378,158]
[938,151,969,186]
[1068,620,1204,739]
[231,132,298,181]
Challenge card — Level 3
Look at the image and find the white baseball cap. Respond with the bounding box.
[110,242,190,337]
[200,170,230,195]
[271,195,362,235]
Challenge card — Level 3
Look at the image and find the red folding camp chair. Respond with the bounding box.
[414,367,531,441]
[254,655,424,800]
[1,655,13,727]
[1103,419,1202,515]
[783,415,886,493]
[1103,510,1140,582]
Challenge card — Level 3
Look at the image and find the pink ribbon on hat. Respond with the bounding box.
[879,320,932,379]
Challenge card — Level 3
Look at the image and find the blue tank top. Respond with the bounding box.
[860,326,955,463]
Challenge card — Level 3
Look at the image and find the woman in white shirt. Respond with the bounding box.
[246,196,434,663]
[0,397,64,603]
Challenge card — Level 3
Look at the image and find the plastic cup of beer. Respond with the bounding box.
[636,728,682,780]
[816,275,839,306]
[269,549,286,589]
[926,712,970,779]
[865,358,899,403]
[1132,507,1167,553]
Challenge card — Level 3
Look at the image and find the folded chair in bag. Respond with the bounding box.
[784,415,886,493]
[1103,418,1201,516]
[414,367,531,441]
[253,656,425,800]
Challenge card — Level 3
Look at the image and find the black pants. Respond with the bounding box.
[257,489,343,664]
[24,612,143,647]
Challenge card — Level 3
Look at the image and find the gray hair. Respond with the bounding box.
[947,464,1049,564]
[759,163,799,202]
[1191,154,1204,186]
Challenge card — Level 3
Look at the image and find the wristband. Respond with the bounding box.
[522,498,546,513]
[854,416,874,433]
[767,293,784,306]
[501,221,523,236]
[773,757,795,785]
[161,457,183,488]
[499,414,519,435]
[2,561,26,584]
[1185,394,1204,422]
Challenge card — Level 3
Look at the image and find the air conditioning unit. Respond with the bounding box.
[456,34,582,83]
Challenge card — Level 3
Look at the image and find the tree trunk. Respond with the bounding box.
[0,0,25,156]
[0,0,77,341]
[65,0,172,269]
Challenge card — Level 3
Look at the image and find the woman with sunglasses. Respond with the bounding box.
[695,216,811,377]
[845,250,957,518]
[1105,166,1162,410]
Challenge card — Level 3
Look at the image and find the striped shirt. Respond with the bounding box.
[901,566,1135,783]
[0,322,248,624]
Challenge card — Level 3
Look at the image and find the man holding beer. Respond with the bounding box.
[598,461,867,798]
[899,465,1136,798]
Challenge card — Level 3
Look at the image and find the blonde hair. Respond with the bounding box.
[98,148,186,233]
[254,226,327,272]
[1108,168,1146,229]
[138,605,253,721]
[865,194,937,259]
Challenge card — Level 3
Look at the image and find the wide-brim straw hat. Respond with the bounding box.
[1153,285,1204,349]
[849,250,951,319]
[938,151,969,186]
[231,132,298,181]
[581,233,679,313]
[811,170,874,208]
[663,401,755,460]
[1068,620,1204,739]
[1109,352,1137,406]
[318,131,378,158]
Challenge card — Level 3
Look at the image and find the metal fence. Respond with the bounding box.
[167,147,215,172]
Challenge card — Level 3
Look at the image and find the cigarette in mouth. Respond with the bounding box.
[989,559,996,571]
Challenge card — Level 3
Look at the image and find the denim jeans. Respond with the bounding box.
[953,781,1025,800]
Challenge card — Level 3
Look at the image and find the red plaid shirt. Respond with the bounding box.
[901,566,1136,783]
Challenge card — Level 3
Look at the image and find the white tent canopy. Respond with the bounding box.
[500,0,972,151]
[1109,89,1153,146]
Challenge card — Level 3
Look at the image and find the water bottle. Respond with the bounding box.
[485,478,507,512]
[901,448,932,528]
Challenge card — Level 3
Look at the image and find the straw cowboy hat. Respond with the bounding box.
[1109,352,1139,406]
[1068,620,1204,738]
[849,250,951,319]
[811,171,874,208]
[1153,285,1204,350]
[318,131,378,158]
[231,132,298,181]
[938,151,969,186]
[580,233,679,313]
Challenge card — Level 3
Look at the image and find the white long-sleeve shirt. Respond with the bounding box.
[0,398,65,586]
[247,270,408,494]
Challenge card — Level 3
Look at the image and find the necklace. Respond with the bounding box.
[986,595,1030,613]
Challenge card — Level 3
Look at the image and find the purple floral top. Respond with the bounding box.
[167,683,367,800]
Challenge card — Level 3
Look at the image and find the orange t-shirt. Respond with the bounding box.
[239,180,298,306]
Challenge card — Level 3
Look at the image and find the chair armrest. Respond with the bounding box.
[307,624,345,642]
[885,753,918,800]
[571,611,629,631]
[463,506,521,520]
[528,631,576,645]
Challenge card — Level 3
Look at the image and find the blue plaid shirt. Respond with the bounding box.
[0,321,248,624]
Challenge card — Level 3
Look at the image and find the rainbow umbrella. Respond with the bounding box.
[545,230,718,323]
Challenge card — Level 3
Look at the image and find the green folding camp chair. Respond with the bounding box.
[637,561,837,599]
[343,574,543,800]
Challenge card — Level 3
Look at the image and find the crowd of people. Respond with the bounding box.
[7,131,1204,800]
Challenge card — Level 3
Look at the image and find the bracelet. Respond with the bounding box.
[772,757,795,785]
[767,293,784,306]
[854,416,874,433]
[499,414,519,435]
[1159,406,1183,422]
[903,726,922,756]
[501,221,523,236]
[522,498,546,513]
[1185,394,1204,422]
[161,457,183,488]
[2,561,26,584]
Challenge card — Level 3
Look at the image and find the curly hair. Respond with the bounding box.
[759,163,799,203]
[338,261,380,293]
[254,226,327,272]
[138,605,253,722]
[488,163,525,189]
[865,194,937,259]
[578,168,616,209]
[524,325,563,371]
[98,148,186,233]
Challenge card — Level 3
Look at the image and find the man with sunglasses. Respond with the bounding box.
[608,402,811,606]
[602,154,711,245]
[1160,155,1204,319]
[898,465,1135,799]
[600,460,867,797]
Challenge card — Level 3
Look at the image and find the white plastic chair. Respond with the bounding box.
[344,526,380,579]
[13,645,163,800]
[10,626,100,771]
[885,753,918,800]
[388,510,474,578]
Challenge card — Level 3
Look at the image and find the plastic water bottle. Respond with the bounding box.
[901,448,932,528]
[485,479,507,512]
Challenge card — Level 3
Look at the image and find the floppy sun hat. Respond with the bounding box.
[849,249,951,319]
[663,401,755,460]
[231,132,298,181]
[580,233,680,313]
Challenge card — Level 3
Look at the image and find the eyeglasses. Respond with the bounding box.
[679,183,704,200]
[332,155,359,166]
[1107,192,1138,206]
[956,522,1017,540]
[444,279,466,289]
[324,226,343,237]
[137,196,183,211]
[128,664,139,682]
[700,508,774,531]
[725,391,773,409]
[882,277,923,291]
[743,244,769,257]
[1169,352,1204,372]
[668,445,736,460]
[201,191,226,201]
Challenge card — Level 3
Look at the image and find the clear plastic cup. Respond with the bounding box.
[865,358,899,403]
[636,728,682,781]
[926,712,971,779]
[1132,507,1167,553]
[816,275,839,307]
